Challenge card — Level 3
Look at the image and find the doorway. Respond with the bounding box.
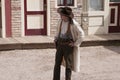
[24,0,47,36]
[109,1,120,33]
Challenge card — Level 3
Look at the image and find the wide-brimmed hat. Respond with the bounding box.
[57,7,74,18]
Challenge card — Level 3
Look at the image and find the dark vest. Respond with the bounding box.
[56,21,73,46]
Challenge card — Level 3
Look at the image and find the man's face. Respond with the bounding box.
[61,15,69,22]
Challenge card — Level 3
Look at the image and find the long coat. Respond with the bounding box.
[55,19,85,72]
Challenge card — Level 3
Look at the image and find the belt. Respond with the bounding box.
[57,42,70,45]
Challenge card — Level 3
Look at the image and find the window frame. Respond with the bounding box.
[57,0,74,6]
[110,0,120,2]
[88,0,104,11]
[56,0,77,8]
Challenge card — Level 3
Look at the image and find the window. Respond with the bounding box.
[110,0,120,2]
[57,0,74,6]
[88,0,104,11]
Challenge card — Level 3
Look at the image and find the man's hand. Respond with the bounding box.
[69,41,74,47]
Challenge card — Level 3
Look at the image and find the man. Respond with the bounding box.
[53,7,84,80]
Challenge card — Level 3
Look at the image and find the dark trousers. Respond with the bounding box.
[53,45,74,80]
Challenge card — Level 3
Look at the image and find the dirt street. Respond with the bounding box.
[0,46,120,80]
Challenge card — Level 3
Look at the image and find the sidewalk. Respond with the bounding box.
[0,34,120,50]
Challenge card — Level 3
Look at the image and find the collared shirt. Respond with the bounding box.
[60,21,69,38]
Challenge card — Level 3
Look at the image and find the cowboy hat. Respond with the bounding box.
[57,7,74,18]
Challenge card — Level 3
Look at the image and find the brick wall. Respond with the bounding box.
[11,0,21,37]
[50,1,58,37]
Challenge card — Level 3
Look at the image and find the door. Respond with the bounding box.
[109,2,120,33]
[0,0,2,37]
[24,0,47,35]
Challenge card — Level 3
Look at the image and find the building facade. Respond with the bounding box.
[0,0,120,38]
[109,0,120,33]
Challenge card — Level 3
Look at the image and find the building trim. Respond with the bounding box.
[5,0,11,37]
[1,0,6,38]
[109,6,118,26]
[21,0,25,37]
[47,0,50,36]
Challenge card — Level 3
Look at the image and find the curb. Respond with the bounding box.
[81,40,120,47]
[0,40,120,51]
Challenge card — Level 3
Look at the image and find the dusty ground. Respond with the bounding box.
[0,46,120,80]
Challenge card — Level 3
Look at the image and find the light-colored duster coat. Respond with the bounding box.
[55,19,85,72]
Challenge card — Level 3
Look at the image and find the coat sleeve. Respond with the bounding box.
[54,20,61,39]
[73,20,85,47]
